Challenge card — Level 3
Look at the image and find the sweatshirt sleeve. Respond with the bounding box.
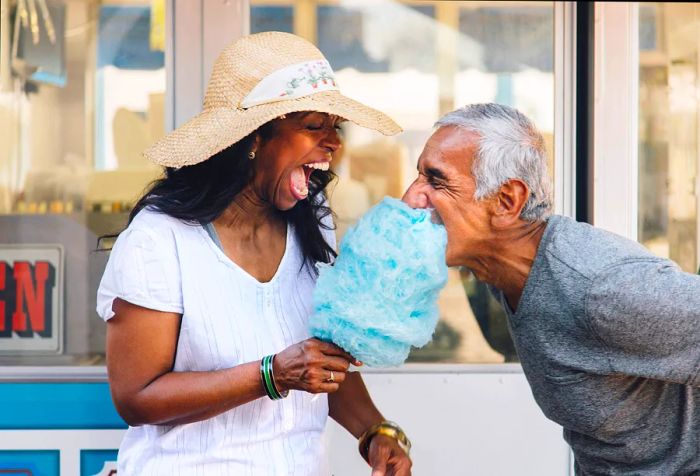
[585,258,700,386]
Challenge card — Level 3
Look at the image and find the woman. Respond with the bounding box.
[97,32,412,475]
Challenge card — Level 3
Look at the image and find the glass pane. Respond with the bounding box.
[251,0,555,363]
[639,3,700,274]
[0,0,166,365]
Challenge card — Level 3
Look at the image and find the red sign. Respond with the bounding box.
[0,246,63,354]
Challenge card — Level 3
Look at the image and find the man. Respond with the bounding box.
[403,103,700,475]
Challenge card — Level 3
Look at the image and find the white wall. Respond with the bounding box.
[592,2,640,240]
[326,366,571,476]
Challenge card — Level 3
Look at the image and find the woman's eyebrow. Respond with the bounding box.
[299,112,334,123]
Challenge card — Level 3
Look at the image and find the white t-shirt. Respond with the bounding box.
[97,207,335,476]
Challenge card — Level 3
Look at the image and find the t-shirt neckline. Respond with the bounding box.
[198,221,293,287]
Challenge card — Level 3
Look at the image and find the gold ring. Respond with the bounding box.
[328,371,335,383]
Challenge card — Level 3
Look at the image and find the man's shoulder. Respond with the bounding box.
[541,215,655,280]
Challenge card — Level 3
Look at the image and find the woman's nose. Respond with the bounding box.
[402,182,430,209]
[323,129,342,152]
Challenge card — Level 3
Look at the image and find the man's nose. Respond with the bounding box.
[402,182,430,209]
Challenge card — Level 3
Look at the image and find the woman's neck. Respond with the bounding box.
[216,186,283,234]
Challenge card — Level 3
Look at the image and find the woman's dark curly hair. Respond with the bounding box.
[126,121,337,274]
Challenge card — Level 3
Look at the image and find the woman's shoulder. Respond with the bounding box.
[98,208,187,321]
[127,206,193,239]
[112,207,202,259]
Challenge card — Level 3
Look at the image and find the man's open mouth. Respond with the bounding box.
[429,207,444,225]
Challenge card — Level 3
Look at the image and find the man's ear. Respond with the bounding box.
[490,179,530,228]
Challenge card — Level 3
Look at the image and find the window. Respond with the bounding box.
[639,3,700,275]
[251,0,555,363]
[0,0,166,364]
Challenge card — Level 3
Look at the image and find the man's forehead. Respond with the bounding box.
[432,125,479,150]
[420,125,478,169]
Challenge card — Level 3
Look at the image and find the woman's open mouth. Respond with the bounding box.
[290,161,330,200]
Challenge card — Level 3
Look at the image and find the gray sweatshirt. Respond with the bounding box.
[493,215,700,475]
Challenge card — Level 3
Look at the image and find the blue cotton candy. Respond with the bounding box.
[309,197,449,367]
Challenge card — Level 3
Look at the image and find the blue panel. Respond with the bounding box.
[316,5,436,73]
[81,450,119,476]
[0,383,127,430]
[98,6,164,70]
[495,73,514,107]
[317,5,389,73]
[459,6,554,73]
[251,6,293,34]
[0,450,60,476]
[639,5,657,51]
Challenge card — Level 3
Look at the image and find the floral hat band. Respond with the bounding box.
[143,32,401,168]
[240,60,340,109]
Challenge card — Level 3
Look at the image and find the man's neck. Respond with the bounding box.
[467,220,548,311]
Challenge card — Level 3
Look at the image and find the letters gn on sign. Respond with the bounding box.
[0,246,63,354]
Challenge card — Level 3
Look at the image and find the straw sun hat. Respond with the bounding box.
[144,31,402,168]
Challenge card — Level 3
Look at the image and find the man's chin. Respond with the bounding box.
[445,253,460,268]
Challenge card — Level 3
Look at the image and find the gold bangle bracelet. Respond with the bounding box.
[358,421,411,464]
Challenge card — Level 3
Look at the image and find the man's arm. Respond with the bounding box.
[328,372,412,475]
[329,371,383,437]
[585,258,700,386]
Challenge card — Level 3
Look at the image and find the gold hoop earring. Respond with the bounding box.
[248,151,256,160]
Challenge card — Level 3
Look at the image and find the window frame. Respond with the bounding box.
[0,0,579,377]
[243,0,578,372]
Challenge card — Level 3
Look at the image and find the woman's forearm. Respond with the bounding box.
[328,372,384,438]
[116,361,265,426]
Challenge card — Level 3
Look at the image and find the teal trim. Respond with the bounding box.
[0,450,60,476]
[0,383,127,430]
[30,71,67,87]
[81,450,118,476]
[204,222,223,250]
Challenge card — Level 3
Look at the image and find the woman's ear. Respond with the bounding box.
[253,133,262,151]
[248,133,263,159]
[491,179,530,228]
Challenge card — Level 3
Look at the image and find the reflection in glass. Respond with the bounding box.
[0,0,165,364]
[252,1,554,363]
[639,3,700,274]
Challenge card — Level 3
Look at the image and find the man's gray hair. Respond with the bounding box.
[436,103,553,221]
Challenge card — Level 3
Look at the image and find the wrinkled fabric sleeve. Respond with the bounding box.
[96,226,184,321]
[585,258,700,386]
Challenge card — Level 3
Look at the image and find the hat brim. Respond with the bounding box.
[143,90,403,168]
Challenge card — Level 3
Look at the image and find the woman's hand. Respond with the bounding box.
[273,338,360,394]
[368,434,412,476]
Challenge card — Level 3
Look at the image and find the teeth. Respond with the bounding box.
[303,162,330,171]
